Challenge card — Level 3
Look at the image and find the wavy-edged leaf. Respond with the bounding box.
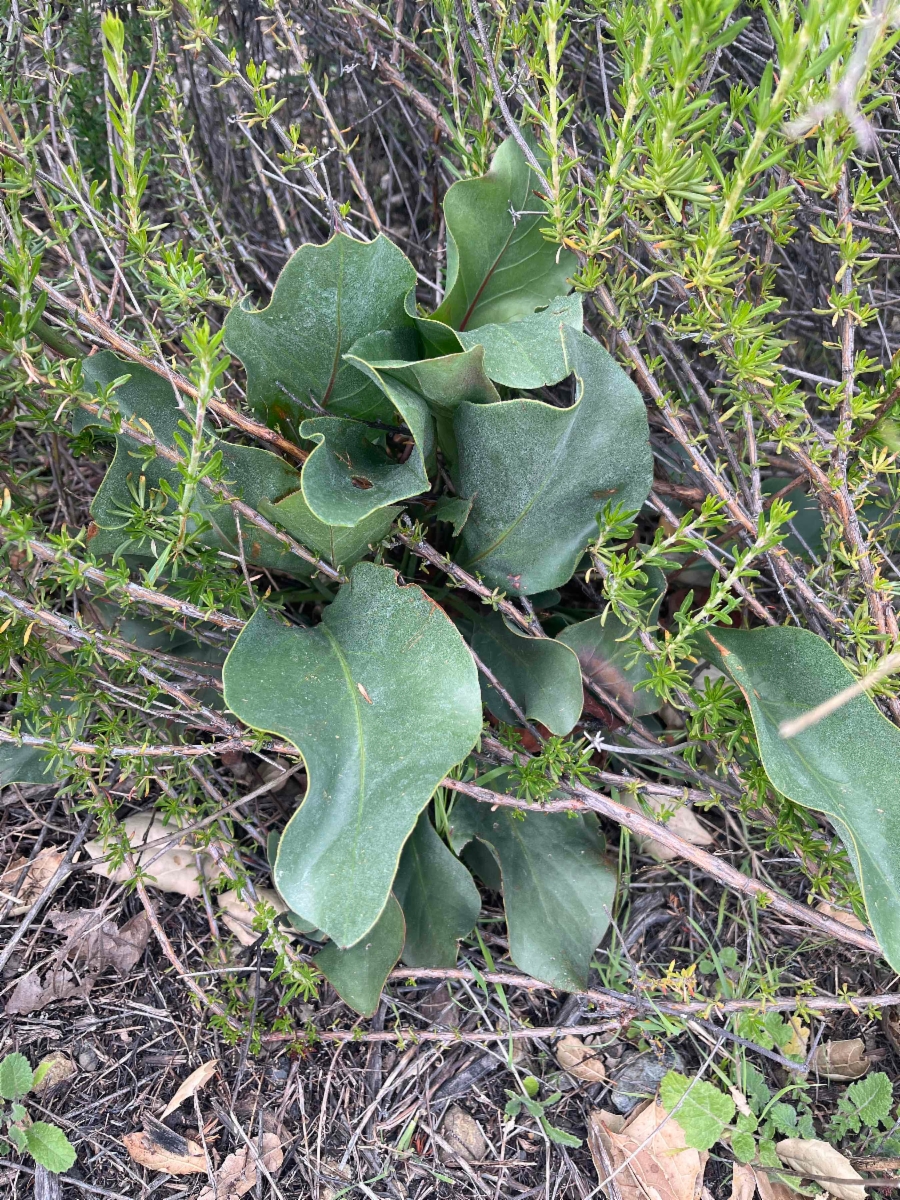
[0,671,84,788]
[703,625,900,971]
[0,1052,33,1099]
[223,233,417,427]
[454,327,652,596]
[457,294,584,388]
[222,563,482,946]
[315,894,404,1016]
[448,794,617,990]
[77,353,318,576]
[297,415,430,527]
[297,340,502,527]
[433,136,576,332]
[469,610,584,735]
[23,1122,77,1173]
[393,811,481,967]
[261,490,399,569]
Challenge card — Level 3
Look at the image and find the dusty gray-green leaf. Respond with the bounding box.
[448,794,617,990]
[260,491,399,571]
[433,495,474,536]
[347,340,499,474]
[22,1122,77,1173]
[0,667,84,788]
[298,415,430,527]
[704,625,900,972]
[433,136,576,332]
[469,610,584,734]
[453,327,652,595]
[393,811,481,968]
[457,293,584,388]
[0,1052,33,1099]
[77,353,318,577]
[222,563,482,946]
[223,233,417,427]
[315,894,404,1017]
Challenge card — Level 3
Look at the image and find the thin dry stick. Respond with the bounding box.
[455,753,881,956]
[780,650,900,738]
[32,274,308,463]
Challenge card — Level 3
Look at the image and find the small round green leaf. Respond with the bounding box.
[23,1121,77,1173]
[0,1052,34,1100]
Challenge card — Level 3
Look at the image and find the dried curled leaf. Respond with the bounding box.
[31,1053,77,1096]
[160,1059,218,1120]
[812,1038,870,1081]
[0,847,65,914]
[439,1105,487,1165]
[775,1138,866,1200]
[730,1163,756,1200]
[617,793,714,862]
[50,908,150,977]
[123,1120,207,1175]
[815,902,867,932]
[197,1131,283,1200]
[85,812,222,899]
[588,1099,707,1200]
[556,1036,607,1083]
[217,889,287,948]
[4,968,93,1016]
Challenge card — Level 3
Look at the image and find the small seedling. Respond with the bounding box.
[504,1076,582,1148]
[0,1052,76,1173]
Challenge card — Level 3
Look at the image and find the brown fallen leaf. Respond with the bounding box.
[123,1118,207,1175]
[85,811,222,899]
[440,1105,487,1164]
[556,1035,607,1083]
[815,902,867,932]
[776,1138,867,1200]
[50,908,150,977]
[217,889,288,948]
[754,1166,806,1200]
[4,968,93,1016]
[812,1038,870,1081]
[160,1059,218,1119]
[0,846,65,914]
[197,1132,283,1200]
[31,1052,77,1096]
[589,1099,708,1200]
[618,793,714,862]
[730,1163,756,1200]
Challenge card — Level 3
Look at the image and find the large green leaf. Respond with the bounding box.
[393,811,481,967]
[315,894,405,1017]
[0,671,84,787]
[704,625,900,970]
[448,794,617,990]
[23,1122,77,1173]
[260,491,399,571]
[296,339,503,526]
[76,353,328,576]
[347,340,499,473]
[469,610,584,735]
[223,233,417,427]
[297,414,431,527]
[453,327,652,596]
[457,294,584,388]
[432,136,576,332]
[221,563,482,946]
